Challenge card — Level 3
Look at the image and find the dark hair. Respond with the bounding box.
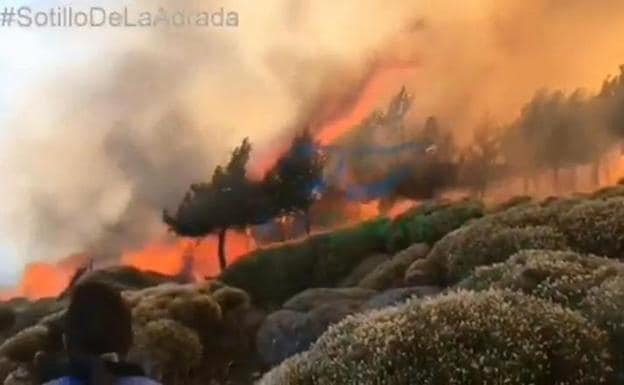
[65,281,133,357]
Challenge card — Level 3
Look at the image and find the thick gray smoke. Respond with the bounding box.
[2,0,624,266]
[0,0,415,263]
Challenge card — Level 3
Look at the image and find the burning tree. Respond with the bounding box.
[459,122,502,198]
[502,89,609,191]
[164,138,267,271]
[264,130,326,236]
[599,65,624,140]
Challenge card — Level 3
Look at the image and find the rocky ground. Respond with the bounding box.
[2,184,624,384]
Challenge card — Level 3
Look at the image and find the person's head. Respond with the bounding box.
[64,281,133,357]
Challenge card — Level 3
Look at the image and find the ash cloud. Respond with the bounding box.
[2,0,624,266]
[0,0,417,263]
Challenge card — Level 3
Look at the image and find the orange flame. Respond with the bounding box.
[249,63,419,178]
[315,65,418,146]
[3,64,420,301]
[122,231,256,279]
[0,253,88,300]
[357,200,381,221]
[387,200,419,219]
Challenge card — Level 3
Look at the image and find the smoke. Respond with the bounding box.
[0,0,417,264]
[2,0,624,265]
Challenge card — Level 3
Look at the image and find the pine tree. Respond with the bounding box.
[265,130,326,236]
[163,139,259,271]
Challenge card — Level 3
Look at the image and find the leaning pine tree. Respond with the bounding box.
[163,138,264,272]
[264,129,326,236]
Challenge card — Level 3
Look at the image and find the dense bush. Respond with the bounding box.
[487,195,533,213]
[0,307,16,334]
[128,282,245,342]
[459,250,622,306]
[130,319,203,384]
[386,200,483,252]
[581,277,624,371]
[484,198,576,229]
[460,250,624,375]
[427,223,568,284]
[212,286,251,313]
[559,198,624,259]
[0,325,50,363]
[125,281,257,382]
[259,290,613,385]
[221,219,391,305]
[357,243,429,290]
[222,201,483,305]
[590,185,624,200]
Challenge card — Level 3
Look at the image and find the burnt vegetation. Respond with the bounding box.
[164,65,624,272]
[163,132,326,271]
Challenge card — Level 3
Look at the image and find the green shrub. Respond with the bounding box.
[221,200,483,305]
[387,200,483,252]
[0,307,15,334]
[357,243,429,290]
[221,219,390,306]
[259,290,613,385]
[559,198,624,259]
[130,283,225,336]
[590,185,624,200]
[0,325,50,363]
[313,219,391,286]
[131,319,202,383]
[581,277,624,376]
[211,286,251,313]
[459,250,621,306]
[484,199,573,228]
[427,223,568,284]
[168,294,222,335]
[487,195,533,214]
[460,250,624,376]
[81,266,176,292]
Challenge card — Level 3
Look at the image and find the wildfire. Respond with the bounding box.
[249,63,419,179]
[357,200,381,221]
[3,64,421,301]
[122,231,255,279]
[315,64,418,146]
[0,253,88,300]
[387,200,418,218]
[1,232,256,301]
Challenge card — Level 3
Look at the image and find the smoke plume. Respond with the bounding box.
[2,0,624,266]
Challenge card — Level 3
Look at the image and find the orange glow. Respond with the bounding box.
[0,253,88,300]
[122,231,256,279]
[357,200,381,221]
[315,65,418,146]
[1,232,256,301]
[19,263,71,299]
[3,64,421,301]
[387,200,419,219]
[249,64,418,179]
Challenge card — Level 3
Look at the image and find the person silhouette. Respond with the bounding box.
[38,281,161,385]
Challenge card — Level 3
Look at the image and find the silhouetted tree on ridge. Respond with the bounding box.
[264,129,326,236]
[163,138,268,271]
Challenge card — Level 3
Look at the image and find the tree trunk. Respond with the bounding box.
[304,209,311,236]
[552,167,560,193]
[532,175,539,194]
[570,167,577,192]
[592,161,601,187]
[277,217,286,242]
[218,228,227,272]
[522,175,530,195]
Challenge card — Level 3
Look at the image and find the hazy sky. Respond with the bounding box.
[2,0,624,287]
[0,0,126,283]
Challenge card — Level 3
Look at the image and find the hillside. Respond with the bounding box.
[2,183,624,384]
